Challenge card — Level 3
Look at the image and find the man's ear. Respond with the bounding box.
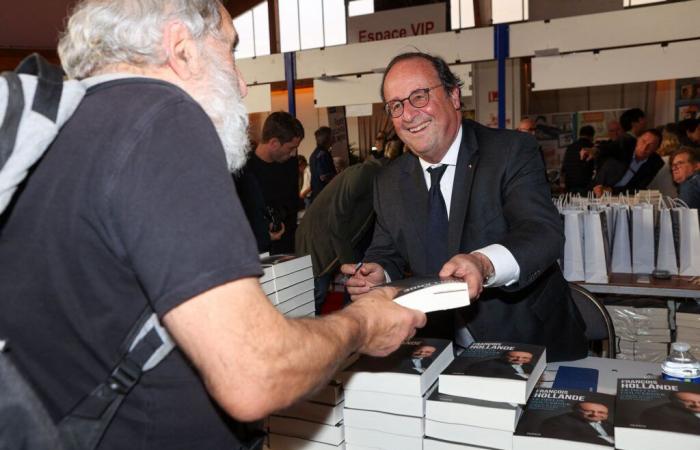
[268,138,281,151]
[449,87,461,110]
[163,21,202,80]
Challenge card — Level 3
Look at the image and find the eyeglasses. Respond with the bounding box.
[384,84,443,118]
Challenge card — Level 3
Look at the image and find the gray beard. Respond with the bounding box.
[192,53,250,173]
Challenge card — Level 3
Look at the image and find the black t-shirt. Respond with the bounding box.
[0,79,261,449]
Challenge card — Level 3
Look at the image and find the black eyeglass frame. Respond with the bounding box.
[384,84,444,118]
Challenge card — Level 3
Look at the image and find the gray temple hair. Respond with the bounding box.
[58,0,224,79]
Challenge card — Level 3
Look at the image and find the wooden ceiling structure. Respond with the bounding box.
[0,0,265,70]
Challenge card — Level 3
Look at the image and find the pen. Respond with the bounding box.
[344,261,364,284]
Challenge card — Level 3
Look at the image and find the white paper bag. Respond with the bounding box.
[678,207,700,276]
[562,210,585,281]
[584,211,609,283]
[632,204,655,274]
[656,207,678,274]
[611,205,632,273]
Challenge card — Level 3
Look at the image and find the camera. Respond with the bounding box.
[264,206,284,233]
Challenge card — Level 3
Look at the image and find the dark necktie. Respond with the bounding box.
[426,164,449,274]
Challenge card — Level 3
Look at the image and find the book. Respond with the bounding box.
[343,407,424,437]
[615,378,700,450]
[438,342,546,404]
[309,380,343,406]
[276,400,344,426]
[425,419,513,450]
[260,254,312,278]
[341,338,453,396]
[551,366,599,392]
[269,433,345,450]
[344,386,429,417]
[425,389,522,431]
[344,426,422,450]
[269,416,344,446]
[284,301,316,318]
[274,267,315,294]
[276,290,315,314]
[274,278,314,305]
[513,388,615,449]
[424,437,498,449]
[374,277,470,313]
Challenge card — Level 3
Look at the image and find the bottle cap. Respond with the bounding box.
[672,342,690,352]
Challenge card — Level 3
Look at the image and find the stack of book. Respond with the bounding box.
[260,254,315,317]
[615,378,700,449]
[513,388,615,449]
[426,342,546,449]
[340,339,454,450]
[675,302,700,355]
[268,380,346,450]
[605,300,670,362]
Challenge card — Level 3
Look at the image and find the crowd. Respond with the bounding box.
[558,109,700,208]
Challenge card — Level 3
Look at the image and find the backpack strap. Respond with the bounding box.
[58,309,175,450]
[15,53,64,122]
[0,71,24,171]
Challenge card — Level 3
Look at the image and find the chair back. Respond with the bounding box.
[569,283,616,358]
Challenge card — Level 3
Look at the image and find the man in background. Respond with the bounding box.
[671,147,700,208]
[309,126,337,203]
[561,125,595,195]
[240,111,303,254]
[517,117,537,135]
[0,2,425,448]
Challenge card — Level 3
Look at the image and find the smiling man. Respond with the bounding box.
[342,52,587,362]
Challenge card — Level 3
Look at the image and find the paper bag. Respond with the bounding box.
[584,211,609,283]
[631,204,655,274]
[678,207,700,276]
[655,207,678,274]
[562,210,585,281]
[611,205,632,273]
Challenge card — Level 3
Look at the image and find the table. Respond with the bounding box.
[543,357,660,395]
[578,273,700,299]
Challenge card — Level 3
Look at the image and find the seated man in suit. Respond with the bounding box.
[466,350,534,380]
[342,52,587,362]
[639,391,700,433]
[592,128,663,197]
[411,345,437,373]
[541,401,614,445]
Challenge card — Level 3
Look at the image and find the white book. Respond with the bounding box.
[425,419,513,450]
[309,380,343,406]
[676,318,700,330]
[261,254,312,278]
[262,279,277,295]
[285,301,316,318]
[269,433,345,450]
[426,389,522,431]
[274,267,314,303]
[260,264,275,283]
[344,426,422,450]
[269,416,344,446]
[439,342,546,405]
[276,401,344,426]
[277,290,315,314]
[424,437,498,449]
[344,388,427,417]
[343,408,424,437]
[341,339,453,396]
[376,277,469,313]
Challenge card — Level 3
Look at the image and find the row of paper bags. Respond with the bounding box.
[560,203,700,283]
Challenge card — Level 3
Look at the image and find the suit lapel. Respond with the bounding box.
[448,121,480,255]
[400,155,429,253]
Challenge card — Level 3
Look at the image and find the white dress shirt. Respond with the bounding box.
[417,127,521,287]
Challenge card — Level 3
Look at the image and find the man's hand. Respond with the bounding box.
[592,185,611,198]
[269,222,285,241]
[343,286,426,357]
[439,253,493,300]
[340,262,386,298]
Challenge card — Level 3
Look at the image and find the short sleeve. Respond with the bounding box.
[105,99,261,316]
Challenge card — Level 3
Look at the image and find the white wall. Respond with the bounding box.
[473,59,521,128]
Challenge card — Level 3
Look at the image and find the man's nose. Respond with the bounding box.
[235,67,248,98]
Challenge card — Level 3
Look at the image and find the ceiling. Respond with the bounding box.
[0,0,264,49]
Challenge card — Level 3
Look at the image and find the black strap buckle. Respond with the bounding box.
[107,358,141,394]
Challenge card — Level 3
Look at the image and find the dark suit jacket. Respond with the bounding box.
[639,402,700,433]
[594,152,664,195]
[363,120,588,362]
[296,159,384,277]
[541,413,614,444]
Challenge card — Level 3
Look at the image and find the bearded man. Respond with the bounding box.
[0,1,424,449]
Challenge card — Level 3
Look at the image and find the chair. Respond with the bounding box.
[569,283,616,358]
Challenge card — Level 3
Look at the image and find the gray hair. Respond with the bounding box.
[58,0,224,79]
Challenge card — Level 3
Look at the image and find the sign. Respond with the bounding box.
[327,106,350,168]
[488,91,498,102]
[347,3,445,44]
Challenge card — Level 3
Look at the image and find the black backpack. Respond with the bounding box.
[0,54,175,450]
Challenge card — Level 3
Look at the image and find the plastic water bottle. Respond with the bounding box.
[661,342,700,383]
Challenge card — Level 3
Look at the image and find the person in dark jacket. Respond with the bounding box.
[561,125,596,195]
